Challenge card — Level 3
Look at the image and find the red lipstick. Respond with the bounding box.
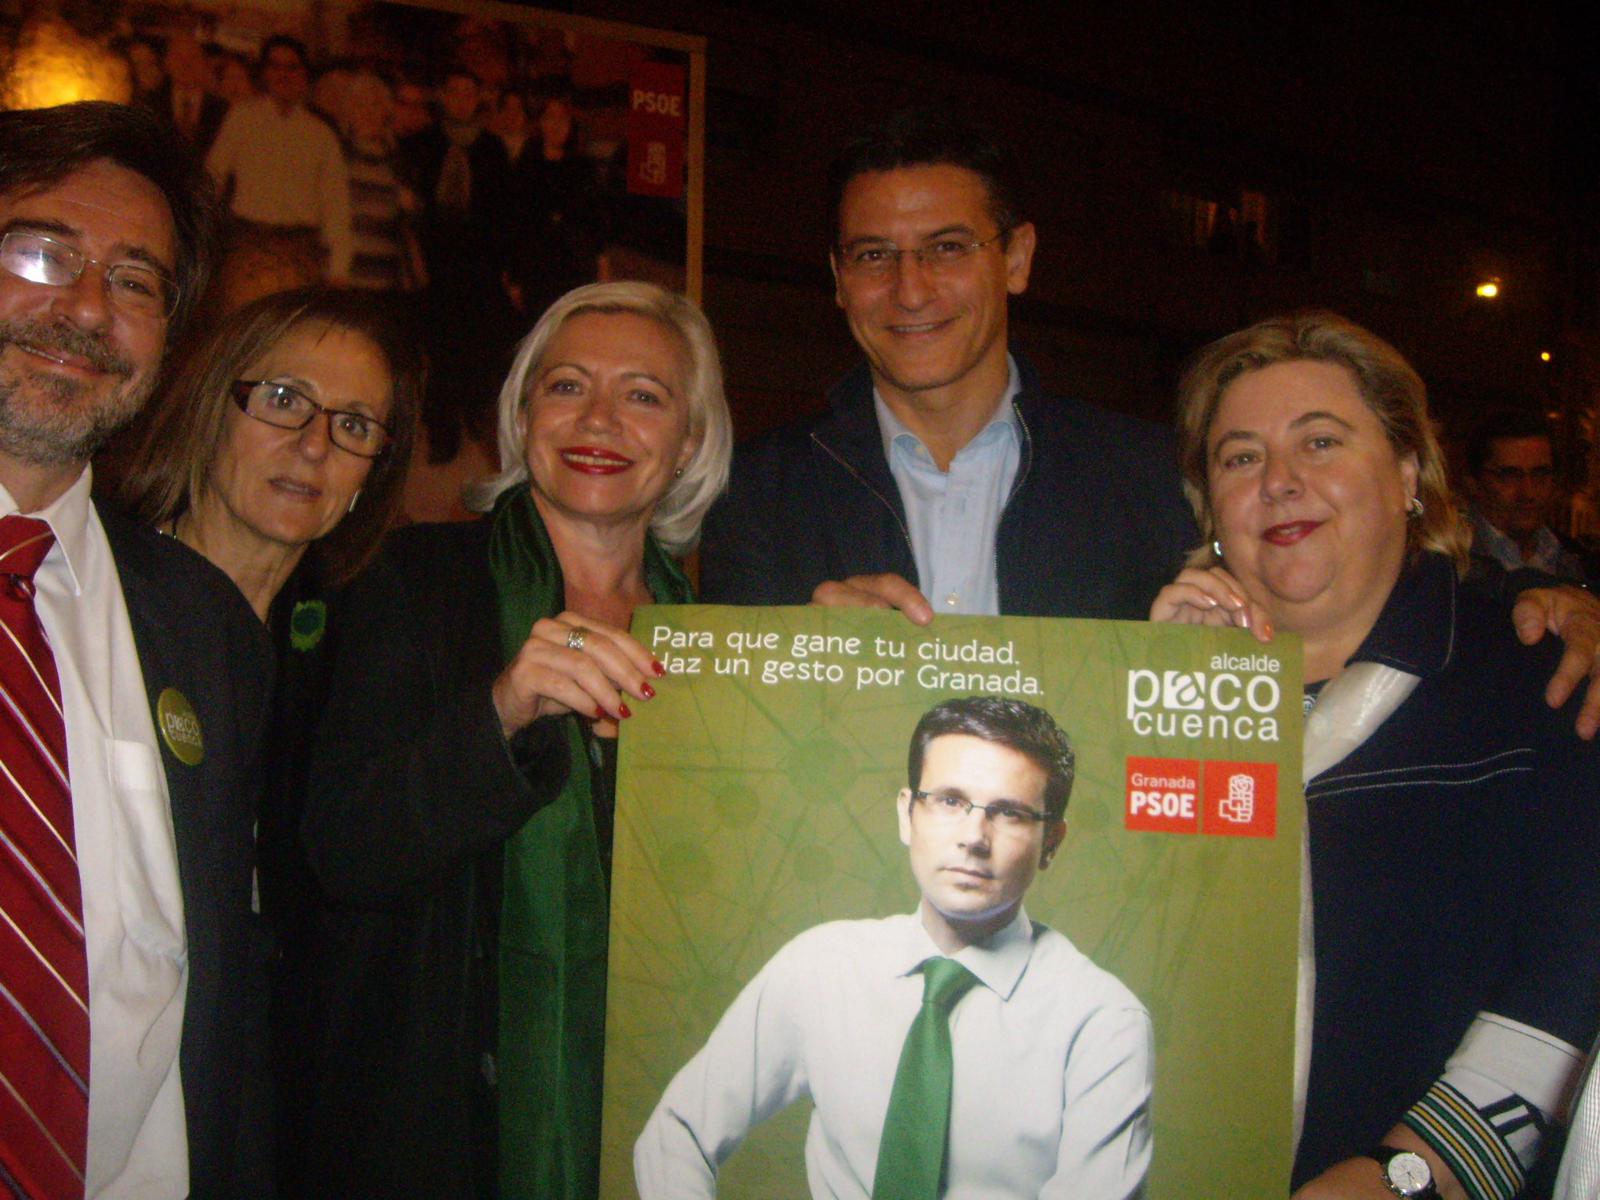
[1262,520,1323,546]
[560,446,633,475]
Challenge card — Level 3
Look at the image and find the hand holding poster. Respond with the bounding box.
[602,606,1304,1198]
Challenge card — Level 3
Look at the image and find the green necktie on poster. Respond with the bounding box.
[872,957,981,1200]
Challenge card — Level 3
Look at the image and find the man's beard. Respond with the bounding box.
[0,317,150,465]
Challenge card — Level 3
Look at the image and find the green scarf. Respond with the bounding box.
[488,487,692,1200]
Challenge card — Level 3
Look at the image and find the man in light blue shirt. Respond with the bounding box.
[879,358,1021,615]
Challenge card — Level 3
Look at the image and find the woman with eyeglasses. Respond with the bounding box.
[112,285,422,1192]
[115,285,420,620]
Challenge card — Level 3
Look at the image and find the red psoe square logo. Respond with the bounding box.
[1125,757,1201,834]
[1201,761,1277,837]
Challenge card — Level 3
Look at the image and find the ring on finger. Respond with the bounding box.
[566,626,592,652]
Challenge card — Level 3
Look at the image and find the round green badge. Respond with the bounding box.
[156,687,205,766]
[290,599,327,651]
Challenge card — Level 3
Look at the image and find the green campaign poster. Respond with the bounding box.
[602,606,1303,1198]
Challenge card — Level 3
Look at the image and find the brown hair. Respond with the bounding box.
[0,101,218,339]
[114,287,422,587]
[1174,310,1468,569]
[907,696,1075,821]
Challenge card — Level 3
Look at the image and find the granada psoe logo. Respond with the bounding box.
[1125,757,1277,838]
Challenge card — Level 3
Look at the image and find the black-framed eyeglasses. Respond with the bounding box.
[909,788,1050,831]
[230,380,392,458]
[835,230,1009,276]
[1,230,177,317]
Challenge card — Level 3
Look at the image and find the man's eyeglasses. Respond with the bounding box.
[835,230,1009,276]
[909,788,1050,832]
[1,230,177,318]
[1482,465,1554,485]
[231,380,392,458]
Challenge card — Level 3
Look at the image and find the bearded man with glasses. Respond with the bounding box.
[636,696,1152,1199]
[0,101,270,1200]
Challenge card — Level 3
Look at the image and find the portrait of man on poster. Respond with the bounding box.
[635,695,1153,1199]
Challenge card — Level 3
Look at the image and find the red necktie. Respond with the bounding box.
[0,514,88,1200]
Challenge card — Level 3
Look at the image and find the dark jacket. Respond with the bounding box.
[99,502,273,1199]
[699,355,1198,618]
[141,82,228,157]
[253,561,343,1196]
[1297,553,1600,1188]
[300,520,567,1200]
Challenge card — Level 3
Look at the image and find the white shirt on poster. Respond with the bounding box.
[635,907,1153,1199]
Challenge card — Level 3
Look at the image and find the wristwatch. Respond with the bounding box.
[1367,1145,1438,1198]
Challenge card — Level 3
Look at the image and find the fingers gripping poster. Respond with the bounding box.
[603,606,1303,1198]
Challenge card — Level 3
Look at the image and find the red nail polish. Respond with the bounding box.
[652,660,667,677]
[618,703,632,719]
[640,682,656,700]
[593,707,606,720]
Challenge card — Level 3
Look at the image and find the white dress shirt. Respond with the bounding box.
[877,358,1022,617]
[206,96,353,278]
[6,470,189,1199]
[635,907,1153,1199]
[1554,1037,1600,1199]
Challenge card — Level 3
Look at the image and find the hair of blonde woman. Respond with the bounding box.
[465,281,733,557]
[1174,309,1468,570]
[114,286,422,588]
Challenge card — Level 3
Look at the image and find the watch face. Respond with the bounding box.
[1386,1151,1432,1194]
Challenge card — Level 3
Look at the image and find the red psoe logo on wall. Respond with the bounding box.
[1200,761,1277,838]
[1125,757,1200,834]
[627,62,686,199]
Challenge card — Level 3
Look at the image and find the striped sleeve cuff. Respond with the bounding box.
[1400,1013,1586,1200]
[1402,1078,1540,1200]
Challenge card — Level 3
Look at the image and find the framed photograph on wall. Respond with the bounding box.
[3,0,705,512]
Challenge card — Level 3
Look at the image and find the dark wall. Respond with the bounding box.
[559,1,1588,440]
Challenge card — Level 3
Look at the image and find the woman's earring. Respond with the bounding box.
[348,489,361,516]
[1407,496,1424,519]
[673,467,684,479]
[1212,539,1224,560]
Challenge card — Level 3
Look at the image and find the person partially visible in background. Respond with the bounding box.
[206,34,352,287]
[1465,407,1595,585]
[335,72,425,293]
[142,32,229,158]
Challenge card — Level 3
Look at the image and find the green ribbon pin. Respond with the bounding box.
[290,599,327,651]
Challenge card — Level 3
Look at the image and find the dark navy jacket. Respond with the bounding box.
[699,354,1198,619]
[1297,553,1600,1188]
